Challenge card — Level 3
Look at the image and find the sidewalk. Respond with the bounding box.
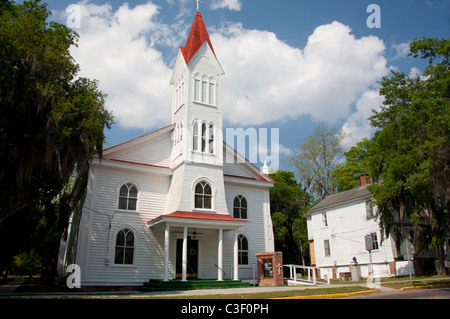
[0,278,25,295]
[0,281,384,299]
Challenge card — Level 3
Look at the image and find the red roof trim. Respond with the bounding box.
[103,123,175,153]
[103,158,170,170]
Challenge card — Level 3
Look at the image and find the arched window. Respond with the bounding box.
[194,74,200,102]
[238,234,249,265]
[201,122,207,152]
[208,123,214,154]
[233,195,247,219]
[114,228,135,264]
[118,183,138,211]
[195,180,212,209]
[193,121,199,151]
[209,78,216,105]
[201,76,207,102]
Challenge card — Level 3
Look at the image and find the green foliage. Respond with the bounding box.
[269,170,311,264]
[0,0,113,274]
[332,138,371,191]
[368,37,449,274]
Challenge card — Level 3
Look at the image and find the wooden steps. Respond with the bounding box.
[140,279,251,292]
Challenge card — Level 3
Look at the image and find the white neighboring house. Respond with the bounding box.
[305,175,399,280]
[58,10,275,288]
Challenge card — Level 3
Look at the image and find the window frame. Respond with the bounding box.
[114,228,136,265]
[118,182,139,211]
[233,195,248,220]
[238,234,249,265]
[194,180,213,210]
[324,239,331,257]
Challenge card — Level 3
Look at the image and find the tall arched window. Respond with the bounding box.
[114,228,135,264]
[208,123,214,154]
[194,180,212,209]
[238,234,249,265]
[193,121,199,151]
[233,195,247,219]
[209,78,216,105]
[118,183,138,211]
[201,122,207,152]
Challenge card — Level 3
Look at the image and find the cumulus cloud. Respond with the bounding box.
[64,1,174,129]
[60,1,389,139]
[341,90,384,148]
[210,0,242,11]
[211,21,389,126]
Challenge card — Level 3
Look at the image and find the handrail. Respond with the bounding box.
[214,263,227,278]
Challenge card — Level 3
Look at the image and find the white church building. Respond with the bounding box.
[60,10,275,288]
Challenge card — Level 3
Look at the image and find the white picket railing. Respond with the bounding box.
[284,264,317,285]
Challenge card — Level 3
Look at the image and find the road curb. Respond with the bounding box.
[271,289,378,299]
[401,284,450,291]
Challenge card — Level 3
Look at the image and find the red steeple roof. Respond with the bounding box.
[180,11,216,64]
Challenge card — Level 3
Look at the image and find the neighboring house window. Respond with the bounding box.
[233,195,247,219]
[366,201,374,219]
[118,183,138,211]
[322,212,328,227]
[324,239,331,256]
[195,180,212,209]
[114,228,135,264]
[238,234,249,265]
[369,232,379,250]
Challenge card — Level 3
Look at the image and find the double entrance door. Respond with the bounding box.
[176,239,198,279]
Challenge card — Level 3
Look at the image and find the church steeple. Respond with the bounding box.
[180,11,217,65]
[170,10,224,167]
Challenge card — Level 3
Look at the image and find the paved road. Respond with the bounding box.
[341,287,450,299]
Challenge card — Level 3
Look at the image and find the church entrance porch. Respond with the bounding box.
[147,211,246,282]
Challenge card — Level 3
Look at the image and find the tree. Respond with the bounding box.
[0,1,113,274]
[269,170,311,265]
[332,138,371,191]
[288,123,345,200]
[368,38,449,275]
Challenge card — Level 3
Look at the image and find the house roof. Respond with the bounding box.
[305,186,372,217]
[180,11,216,64]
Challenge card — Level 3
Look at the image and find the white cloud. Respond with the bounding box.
[61,2,389,142]
[210,0,242,11]
[211,21,389,126]
[341,90,384,148]
[65,1,174,129]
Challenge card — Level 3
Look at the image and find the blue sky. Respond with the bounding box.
[43,0,449,171]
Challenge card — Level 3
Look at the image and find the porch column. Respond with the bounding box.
[182,226,187,281]
[163,225,169,282]
[233,229,239,281]
[217,228,223,281]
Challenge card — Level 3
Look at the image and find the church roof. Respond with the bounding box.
[180,11,216,64]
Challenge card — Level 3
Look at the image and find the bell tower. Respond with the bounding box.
[170,10,225,167]
[166,10,228,215]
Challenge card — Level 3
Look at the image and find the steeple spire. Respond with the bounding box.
[180,10,217,64]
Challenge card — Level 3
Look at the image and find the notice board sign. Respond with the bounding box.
[263,260,273,277]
